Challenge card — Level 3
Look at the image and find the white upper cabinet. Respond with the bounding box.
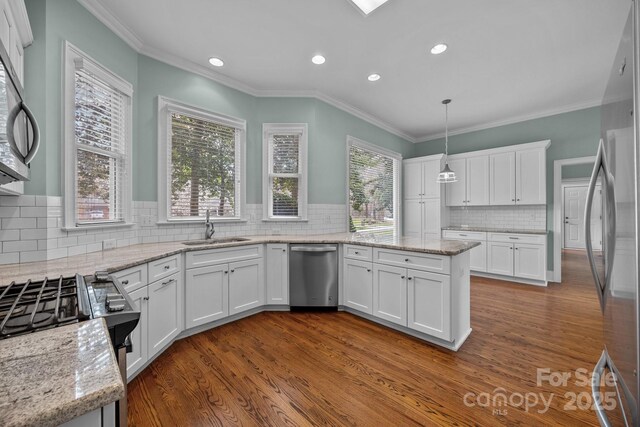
[403,156,442,200]
[490,152,516,205]
[422,159,442,198]
[465,156,490,206]
[445,158,467,206]
[516,148,546,205]
[403,154,445,238]
[445,156,488,206]
[403,161,423,199]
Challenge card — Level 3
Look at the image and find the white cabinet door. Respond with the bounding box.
[148,272,182,358]
[466,156,490,206]
[126,286,148,378]
[422,199,440,236]
[229,258,264,315]
[343,258,373,314]
[403,161,423,199]
[445,158,467,206]
[266,244,289,305]
[469,242,487,272]
[407,269,451,341]
[372,264,407,326]
[403,199,423,237]
[487,242,514,276]
[489,152,516,205]
[422,159,442,199]
[514,243,546,281]
[185,264,228,329]
[516,148,546,205]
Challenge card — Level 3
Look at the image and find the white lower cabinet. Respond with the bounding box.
[343,258,373,314]
[487,242,515,276]
[514,243,546,281]
[372,264,407,326]
[228,258,264,315]
[126,286,148,376]
[407,269,451,341]
[185,264,228,329]
[148,272,182,358]
[266,244,288,305]
[469,243,487,272]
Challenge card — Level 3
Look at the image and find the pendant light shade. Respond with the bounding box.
[437,99,457,184]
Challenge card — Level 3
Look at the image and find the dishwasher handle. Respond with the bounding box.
[290,246,337,252]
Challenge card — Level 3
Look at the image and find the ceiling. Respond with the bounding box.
[80,0,631,142]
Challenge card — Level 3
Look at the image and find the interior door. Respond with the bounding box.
[564,186,588,249]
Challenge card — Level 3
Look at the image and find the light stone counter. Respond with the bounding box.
[442,226,547,235]
[0,233,479,284]
[0,319,124,427]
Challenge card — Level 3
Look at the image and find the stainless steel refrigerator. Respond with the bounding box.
[586,1,640,425]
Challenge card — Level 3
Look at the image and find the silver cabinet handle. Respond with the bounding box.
[401,275,405,279]
[408,277,413,280]
[508,237,519,240]
[290,246,337,252]
[143,296,149,301]
[224,271,228,274]
[366,269,371,272]
[459,234,467,237]
[585,139,616,312]
[354,251,359,254]
[404,258,409,262]
[230,269,235,273]
[164,265,171,270]
[161,278,175,286]
[121,279,129,285]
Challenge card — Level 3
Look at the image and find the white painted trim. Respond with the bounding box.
[417,99,602,142]
[447,139,551,160]
[8,0,32,47]
[77,0,144,51]
[346,136,403,235]
[402,153,445,164]
[561,177,592,185]
[552,156,597,283]
[157,96,247,223]
[63,42,133,229]
[262,123,308,221]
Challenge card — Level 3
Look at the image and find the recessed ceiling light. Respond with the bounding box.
[430,44,448,55]
[368,73,381,82]
[208,57,224,67]
[311,55,326,65]
[350,0,389,15]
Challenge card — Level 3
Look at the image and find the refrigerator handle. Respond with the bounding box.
[584,139,617,312]
[592,350,613,427]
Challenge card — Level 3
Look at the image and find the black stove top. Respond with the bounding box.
[0,273,139,348]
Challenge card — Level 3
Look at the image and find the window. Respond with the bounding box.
[262,124,308,220]
[347,136,401,235]
[63,43,133,228]
[158,97,245,222]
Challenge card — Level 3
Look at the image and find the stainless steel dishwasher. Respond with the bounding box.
[289,244,338,309]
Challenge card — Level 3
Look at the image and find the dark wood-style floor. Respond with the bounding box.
[128,250,606,426]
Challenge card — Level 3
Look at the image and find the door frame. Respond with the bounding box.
[561,179,590,249]
[552,156,596,282]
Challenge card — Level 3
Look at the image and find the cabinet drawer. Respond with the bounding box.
[442,230,487,241]
[488,233,545,245]
[148,254,181,282]
[344,244,373,261]
[186,244,263,269]
[112,264,148,293]
[373,248,450,274]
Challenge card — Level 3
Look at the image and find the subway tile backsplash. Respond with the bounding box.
[0,195,348,265]
[448,205,546,231]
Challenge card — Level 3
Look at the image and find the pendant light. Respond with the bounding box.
[437,99,457,183]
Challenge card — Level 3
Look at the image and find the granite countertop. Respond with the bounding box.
[442,227,547,235]
[0,319,124,427]
[0,233,480,284]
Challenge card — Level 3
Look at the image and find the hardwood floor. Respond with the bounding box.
[128,250,608,426]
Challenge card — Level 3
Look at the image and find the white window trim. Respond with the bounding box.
[262,123,308,221]
[157,96,246,223]
[345,135,402,235]
[62,42,134,230]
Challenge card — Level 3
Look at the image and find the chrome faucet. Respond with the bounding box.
[205,209,215,239]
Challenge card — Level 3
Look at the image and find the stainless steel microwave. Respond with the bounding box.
[0,37,39,184]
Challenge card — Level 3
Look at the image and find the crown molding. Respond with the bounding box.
[10,0,33,47]
[416,98,602,143]
[77,0,144,51]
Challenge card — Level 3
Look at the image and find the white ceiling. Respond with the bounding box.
[80,0,631,142]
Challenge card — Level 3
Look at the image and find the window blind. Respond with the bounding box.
[269,133,300,217]
[348,144,395,234]
[74,67,127,224]
[169,112,238,218]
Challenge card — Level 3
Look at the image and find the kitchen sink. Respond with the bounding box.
[182,237,250,246]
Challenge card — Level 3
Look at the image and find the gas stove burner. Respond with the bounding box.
[3,312,53,330]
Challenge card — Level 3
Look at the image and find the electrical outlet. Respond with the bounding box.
[102,239,117,250]
[141,215,152,226]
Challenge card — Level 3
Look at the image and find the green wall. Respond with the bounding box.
[562,163,595,179]
[23,0,413,204]
[411,106,602,270]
